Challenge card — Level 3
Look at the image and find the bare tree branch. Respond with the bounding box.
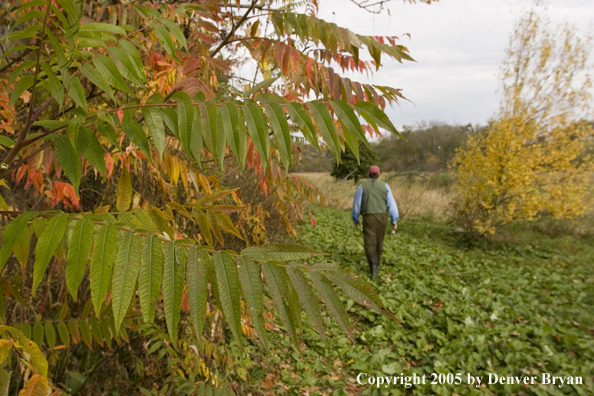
[349,0,437,14]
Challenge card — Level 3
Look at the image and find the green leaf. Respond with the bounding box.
[9,75,34,109]
[153,24,179,62]
[68,318,81,344]
[171,92,194,159]
[46,31,67,69]
[0,192,8,211]
[56,322,70,347]
[307,101,340,160]
[262,261,298,345]
[353,101,403,139]
[310,272,354,343]
[330,100,367,141]
[66,217,94,301]
[111,230,141,332]
[163,241,185,346]
[122,117,153,164]
[240,244,324,261]
[211,212,243,240]
[1,25,41,43]
[76,127,106,176]
[54,135,81,193]
[32,322,44,347]
[214,107,226,170]
[243,101,270,171]
[90,224,117,316]
[143,95,165,158]
[32,213,68,296]
[119,40,146,81]
[237,255,267,347]
[99,318,112,348]
[0,325,48,376]
[67,77,88,115]
[254,92,289,104]
[161,107,179,137]
[186,247,209,342]
[0,135,15,148]
[44,322,56,349]
[191,105,203,164]
[40,62,64,110]
[30,218,47,239]
[159,17,188,51]
[89,317,104,347]
[134,209,161,234]
[286,102,319,149]
[0,211,39,272]
[243,77,279,98]
[265,103,291,170]
[198,103,222,168]
[116,166,132,212]
[107,47,145,87]
[93,55,134,95]
[32,120,68,129]
[286,267,326,343]
[80,23,126,35]
[193,209,212,247]
[220,103,243,167]
[97,121,119,147]
[7,60,35,86]
[79,318,93,349]
[14,10,45,27]
[331,100,366,159]
[139,236,163,323]
[213,251,242,347]
[13,225,31,271]
[236,104,249,169]
[324,270,396,320]
[132,5,160,19]
[67,118,81,149]
[80,64,116,104]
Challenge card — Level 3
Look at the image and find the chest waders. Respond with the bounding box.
[360,179,389,279]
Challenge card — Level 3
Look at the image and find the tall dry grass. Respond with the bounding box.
[293,172,457,222]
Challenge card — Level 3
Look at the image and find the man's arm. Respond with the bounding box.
[351,185,363,226]
[385,184,399,227]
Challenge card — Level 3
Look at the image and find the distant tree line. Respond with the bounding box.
[292,121,480,177]
[373,122,482,173]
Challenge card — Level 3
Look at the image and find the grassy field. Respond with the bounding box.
[251,174,594,395]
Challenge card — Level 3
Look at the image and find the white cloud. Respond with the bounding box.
[318,0,594,128]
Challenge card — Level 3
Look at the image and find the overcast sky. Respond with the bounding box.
[316,0,594,129]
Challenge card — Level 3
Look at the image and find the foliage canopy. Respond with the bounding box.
[0,0,420,393]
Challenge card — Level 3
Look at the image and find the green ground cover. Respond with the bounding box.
[256,206,594,395]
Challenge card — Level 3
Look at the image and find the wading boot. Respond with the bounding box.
[370,262,379,279]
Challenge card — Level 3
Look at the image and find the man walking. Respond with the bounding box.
[351,166,399,279]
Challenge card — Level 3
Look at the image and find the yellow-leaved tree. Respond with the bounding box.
[451,3,593,236]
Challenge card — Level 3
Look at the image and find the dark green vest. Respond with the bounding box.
[361,179,387,215]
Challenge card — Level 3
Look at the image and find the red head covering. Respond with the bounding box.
[369,166,380,177]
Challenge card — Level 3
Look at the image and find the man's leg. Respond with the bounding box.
[375,213,388,265]
[362,215,378,276]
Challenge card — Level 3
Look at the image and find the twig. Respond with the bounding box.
[3,143,50,174]
[210,0,258,57]
[0,48,33,73]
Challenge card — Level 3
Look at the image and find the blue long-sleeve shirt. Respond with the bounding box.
[351,181,399,225]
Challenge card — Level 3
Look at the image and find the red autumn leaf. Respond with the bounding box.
[104,153,114,180]
[116,108,124,127]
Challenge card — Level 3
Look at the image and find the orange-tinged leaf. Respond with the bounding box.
[18,374,49,396]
